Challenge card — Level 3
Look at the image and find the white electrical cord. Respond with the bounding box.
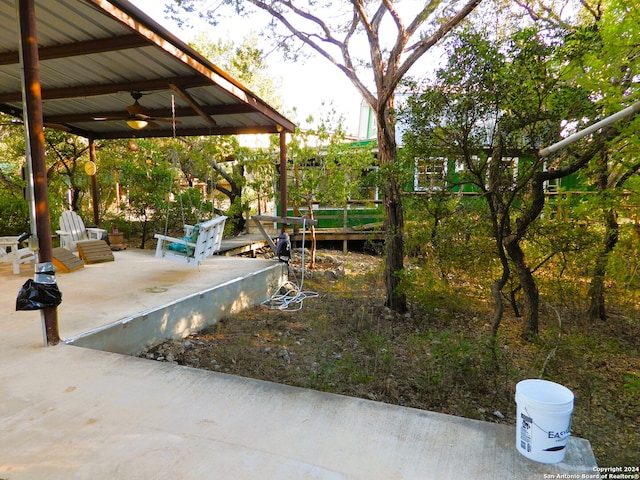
[262,219,319,312]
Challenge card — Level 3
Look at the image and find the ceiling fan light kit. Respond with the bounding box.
[126,118,148,130]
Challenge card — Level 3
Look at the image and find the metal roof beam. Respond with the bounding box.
[170,83,217,127]
[93,124,281,139]
[0,76,209,102]
[44,104,257,123]
[0,34,151,66]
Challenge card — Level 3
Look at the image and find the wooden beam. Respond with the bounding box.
[251,218,278,254]
[3,111,281,140]
[252,215,318,226]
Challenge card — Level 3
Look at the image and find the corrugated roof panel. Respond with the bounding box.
[36,0,133,44]
[0,3,17,51]
[38,49,182,90]
[0,66,22,93]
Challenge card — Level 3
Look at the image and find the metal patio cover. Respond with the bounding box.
[0,0,296,140]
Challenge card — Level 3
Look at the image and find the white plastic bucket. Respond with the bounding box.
[515,379,574,464]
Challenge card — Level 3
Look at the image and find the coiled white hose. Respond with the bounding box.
[262,219,318,312]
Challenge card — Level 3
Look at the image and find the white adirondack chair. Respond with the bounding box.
[57,210,107,251]
[154,216,227,266]
[0,236,35,274]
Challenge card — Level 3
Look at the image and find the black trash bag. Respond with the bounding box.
[16,278,63,311]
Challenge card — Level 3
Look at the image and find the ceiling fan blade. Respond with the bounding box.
[152,117,182,124]
[1,118,71,132]
[92,113,129,121]
[44,123,72,132]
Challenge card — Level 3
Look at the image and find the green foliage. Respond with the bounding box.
[91,139,177,248]
[622,373,640,395]
[0,186,29,235]
[285,115,377,214]
[566,0,640,105]
[401,258,483,320]
[606,224,640,289]
[359,332,394,376]
[404,195,496,276]
[0,126,30,234]
[422,330,477,385]
[409,328,504,411]
[43,130,94,216]
[190,32,282,109]
[399,2,640,335]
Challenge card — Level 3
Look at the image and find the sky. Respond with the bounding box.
[129,0,366,136]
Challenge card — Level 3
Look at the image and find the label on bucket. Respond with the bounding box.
[519,413,533,453]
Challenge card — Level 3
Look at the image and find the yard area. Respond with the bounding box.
[141,249,640,468]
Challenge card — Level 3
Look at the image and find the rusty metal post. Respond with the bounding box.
[89,139,100,226]
[17,0,60,345]
[279,129,287,232]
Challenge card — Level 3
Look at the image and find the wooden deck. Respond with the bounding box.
[218,233,270,257]
[218,228,384,257]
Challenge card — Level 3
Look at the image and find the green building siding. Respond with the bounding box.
[278,147,592,231]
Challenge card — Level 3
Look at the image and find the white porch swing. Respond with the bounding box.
[153,96,227,266]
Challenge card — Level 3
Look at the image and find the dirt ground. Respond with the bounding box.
[139,249,639,468]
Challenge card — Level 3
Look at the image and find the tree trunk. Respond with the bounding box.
[382,177,407,312]
[490,251,511,338]
[505,236,539,340]
[71,187,81,212]
[490,279,506,338]
[377,99,407,313]
[487,129,511,337]
[587,209,618,321]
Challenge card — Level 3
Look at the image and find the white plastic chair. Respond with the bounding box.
[0,236,35,274]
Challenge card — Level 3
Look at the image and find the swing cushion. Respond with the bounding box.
[165,224,200,256]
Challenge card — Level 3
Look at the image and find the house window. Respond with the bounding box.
[545,178,560,193]
[543,162,560,192]
[414,157,447,192]
[358,167,379,201]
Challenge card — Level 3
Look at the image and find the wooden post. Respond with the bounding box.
[18,0,60,345]
[343,205,348,254]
